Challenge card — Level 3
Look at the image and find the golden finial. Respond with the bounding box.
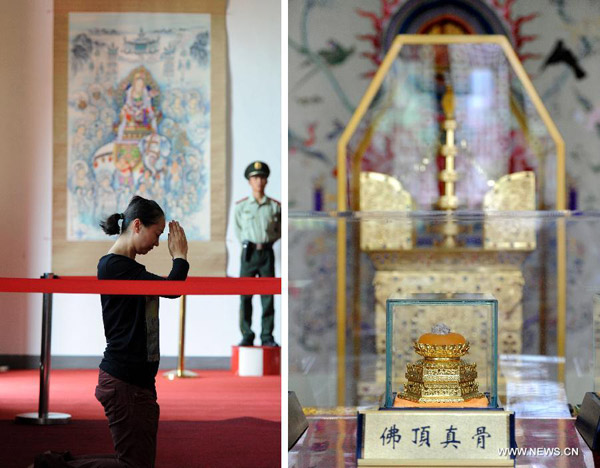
[441,83,455,118]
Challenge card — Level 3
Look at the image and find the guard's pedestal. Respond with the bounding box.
[231,345,280,376]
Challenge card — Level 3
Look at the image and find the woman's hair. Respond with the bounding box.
[99,196,165,236]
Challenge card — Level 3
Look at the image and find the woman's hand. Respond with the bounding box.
[168,221,188,260]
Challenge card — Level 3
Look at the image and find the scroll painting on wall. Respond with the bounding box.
[68,13,211,241]
[53,1,227,275]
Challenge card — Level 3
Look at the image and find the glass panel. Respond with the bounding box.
[289,211,600,413]
[346,42,558,210]
[385,294,497,409]
[288,217,339,408]
[592,294,600,396]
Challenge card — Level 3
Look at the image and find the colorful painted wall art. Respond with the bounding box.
[67,13,211,240]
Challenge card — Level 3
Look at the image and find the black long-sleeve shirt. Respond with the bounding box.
[97,254,189,389]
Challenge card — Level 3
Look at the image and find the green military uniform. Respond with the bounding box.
[235,161,281,346]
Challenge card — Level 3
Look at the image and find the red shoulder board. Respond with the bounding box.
[236,197,249,204]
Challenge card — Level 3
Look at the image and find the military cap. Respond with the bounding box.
[244,161,270,179]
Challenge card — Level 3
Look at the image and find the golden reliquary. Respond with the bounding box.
[395,323,488,407]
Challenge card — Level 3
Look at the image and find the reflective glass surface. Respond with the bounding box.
[385,294,498,408]
[289,211,600,409]
[345,41,559,210]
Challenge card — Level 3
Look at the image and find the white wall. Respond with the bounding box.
[0,0,281,360]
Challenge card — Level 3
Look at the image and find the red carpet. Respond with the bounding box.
[0,369,281,467]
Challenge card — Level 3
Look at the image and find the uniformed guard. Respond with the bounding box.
[235,161,281,346]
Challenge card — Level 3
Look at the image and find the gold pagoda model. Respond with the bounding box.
[398,323,484,404]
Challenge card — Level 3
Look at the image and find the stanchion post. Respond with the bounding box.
[16,273,71,425]
[38,273,53,417]
[177,295,186,376]
[164,295,198,380]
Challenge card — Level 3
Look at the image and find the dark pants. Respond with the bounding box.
[71,371,159,468]
[33,371,159,468]
[240,246,275,343]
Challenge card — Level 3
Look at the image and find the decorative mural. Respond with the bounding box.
[67,13,211,240]
[289,0,600,402]
[289,0,546,211]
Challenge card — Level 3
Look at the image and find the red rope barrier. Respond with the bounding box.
[0,277,281,296]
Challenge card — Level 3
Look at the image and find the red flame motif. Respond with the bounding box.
[356,0,540,78]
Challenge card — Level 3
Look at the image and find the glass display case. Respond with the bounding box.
[289,211,599,413]
[576,299,600,450]
[384,294,498,409]
[354,294,513,465]
[288,36,584,422]
[289,34,594,467]
[337,35,564,214]
[594,293,600,392]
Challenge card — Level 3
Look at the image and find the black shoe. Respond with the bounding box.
[261,340,279,347]
[238,338,254,346]
[34,450,73,468]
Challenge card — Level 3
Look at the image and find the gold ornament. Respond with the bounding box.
[398,324,485,404]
